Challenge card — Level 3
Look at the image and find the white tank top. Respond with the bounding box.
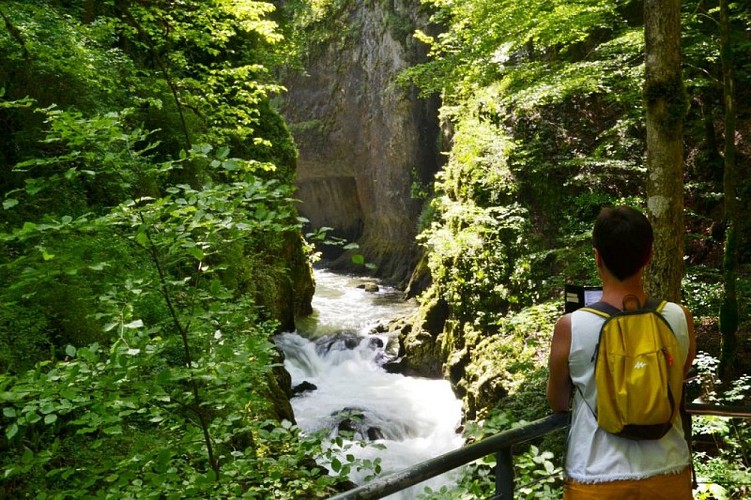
[566,301,691,482]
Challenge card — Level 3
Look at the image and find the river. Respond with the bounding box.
[274,269,464,498]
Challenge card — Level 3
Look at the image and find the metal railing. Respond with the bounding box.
[327,412,568,500]
[328,403,751,500]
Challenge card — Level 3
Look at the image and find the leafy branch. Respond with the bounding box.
[0,6,29,59]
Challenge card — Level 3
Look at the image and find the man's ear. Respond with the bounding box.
[594,248,603,268]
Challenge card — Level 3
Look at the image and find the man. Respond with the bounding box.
[547,206,696,499]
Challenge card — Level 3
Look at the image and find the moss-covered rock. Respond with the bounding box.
[400,294,559,420]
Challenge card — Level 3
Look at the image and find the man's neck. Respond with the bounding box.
[599,274,647,310]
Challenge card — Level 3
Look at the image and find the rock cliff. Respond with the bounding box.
[280,0,441,285]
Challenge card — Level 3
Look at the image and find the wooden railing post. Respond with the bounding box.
[495,447,514,499]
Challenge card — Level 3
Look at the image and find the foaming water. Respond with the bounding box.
[293,270,415,337]
[275,269,464,498]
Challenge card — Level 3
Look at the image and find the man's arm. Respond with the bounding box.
[547,314,573,413]
[680,305,697,377]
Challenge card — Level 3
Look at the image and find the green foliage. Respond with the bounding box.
[421,200,533,322]
[407,0,628,103]
[0,3,128,110]
[0,339,345,497]
[408,0,655,347]
[406,0,651,240]
[688,354,751,499]
[305,226,373,269]
[408,0,751,496]
[0,302,50,374]
[420,412,563,499]
[411,168,432,201]
[458,303,560,422]
[0,100,330,495]
[0,0,328,496]
[683,266,725,318]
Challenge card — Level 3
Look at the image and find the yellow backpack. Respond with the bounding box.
[581,297,684,440]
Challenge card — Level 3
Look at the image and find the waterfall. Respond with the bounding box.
[275,270,464,498]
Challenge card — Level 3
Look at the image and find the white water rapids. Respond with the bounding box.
[274,269,464,498]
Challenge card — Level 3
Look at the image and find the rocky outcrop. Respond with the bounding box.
[376,288,446,379]
[280,0,442,286]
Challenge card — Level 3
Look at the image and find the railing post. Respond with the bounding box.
[495,447,514,499]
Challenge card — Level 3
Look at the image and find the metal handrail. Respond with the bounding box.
[327,403,751,500]
[685,402,751,418]
[327,412,569,500]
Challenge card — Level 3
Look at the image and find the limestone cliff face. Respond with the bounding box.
[280,0,441,285]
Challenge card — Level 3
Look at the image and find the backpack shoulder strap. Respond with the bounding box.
[643,297,668,313]
[580,301,621,318]
[575,300,620,417]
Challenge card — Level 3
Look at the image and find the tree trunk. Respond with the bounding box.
[643,0,687,302]
[718,0,739,382]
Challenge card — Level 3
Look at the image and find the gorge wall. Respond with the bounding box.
[280,0,442,285]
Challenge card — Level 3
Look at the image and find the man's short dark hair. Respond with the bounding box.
[592,206,653,281]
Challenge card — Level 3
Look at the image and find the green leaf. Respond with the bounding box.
[6,423,18,440]
[209,279,223,295]
[187,246,204,261]
[351,254,365,265]
[2,198,18,210]
[3,407,16,418]
[156,369,172,385]
[65,345,77,357]
[103,322,119,333]
[44,414,58,425]
[135,232,149,247]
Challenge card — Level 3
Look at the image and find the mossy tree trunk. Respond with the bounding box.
[643,0,687,303]
[718,0,739,382]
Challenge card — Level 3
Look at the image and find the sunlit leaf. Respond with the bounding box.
[6,423,18,440]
